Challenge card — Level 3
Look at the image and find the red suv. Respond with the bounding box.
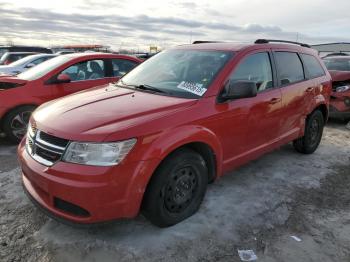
[0,53,141,142]
[18,40,331,227]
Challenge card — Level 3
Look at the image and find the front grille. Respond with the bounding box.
[26,129,69,166]
[39,132,69,148]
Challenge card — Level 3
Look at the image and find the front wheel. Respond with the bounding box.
[293,110,324,154]
[2,106,36,143]
[142,148,208,227]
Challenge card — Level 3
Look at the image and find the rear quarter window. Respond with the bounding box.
[301,54,325,79]
[275,52,304,86]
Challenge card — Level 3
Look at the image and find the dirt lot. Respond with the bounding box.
[0,121,349,262]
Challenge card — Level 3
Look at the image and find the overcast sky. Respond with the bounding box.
[1,0,350,51]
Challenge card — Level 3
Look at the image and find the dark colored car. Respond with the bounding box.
[18,39,331,227]
[0,46,52,58]
[0,52,38,65]
[323,56,350,119]
[0,53,142,142]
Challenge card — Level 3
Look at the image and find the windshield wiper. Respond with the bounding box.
[134,84,166,93]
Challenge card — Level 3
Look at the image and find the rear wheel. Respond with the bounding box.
[293,110,324,154]
[142,148,208,227]
[2,106,36,143]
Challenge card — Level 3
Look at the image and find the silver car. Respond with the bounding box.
[0,54,57,75]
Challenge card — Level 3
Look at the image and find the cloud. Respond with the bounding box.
[0,2,349,51]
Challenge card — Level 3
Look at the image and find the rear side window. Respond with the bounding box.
[275,52,304,86]
[301,54,325,79]
[229,52,273,92]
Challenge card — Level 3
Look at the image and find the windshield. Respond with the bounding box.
[10,55,44,67]
[323,59,350,71]
[119,49,233,98]
[0,49,9,59]
[18,55,72,80]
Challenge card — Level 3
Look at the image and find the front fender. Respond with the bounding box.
[140,125,223,174]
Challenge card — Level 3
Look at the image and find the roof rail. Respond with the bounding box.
[192,41,221,44]
[255,39,311,48]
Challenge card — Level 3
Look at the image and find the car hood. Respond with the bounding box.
[0,76,27,90]
[329,70,350,82]
[33,84,197,141]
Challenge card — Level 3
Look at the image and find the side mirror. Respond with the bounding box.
[56,73,71,84]
[25,63,35,69]
[221,80,257,101]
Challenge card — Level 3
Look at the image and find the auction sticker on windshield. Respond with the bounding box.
[177,81,207,96]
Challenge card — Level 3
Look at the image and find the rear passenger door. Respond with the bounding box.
[273,51,310,138]
[110,58,139,79]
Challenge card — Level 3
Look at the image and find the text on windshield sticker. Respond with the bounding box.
[177,81,207,96]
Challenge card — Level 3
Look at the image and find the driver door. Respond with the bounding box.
[50,59,111,99]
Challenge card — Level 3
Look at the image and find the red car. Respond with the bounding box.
[18,39,331,227]
[0,53,141,142]
[323,56,350,119]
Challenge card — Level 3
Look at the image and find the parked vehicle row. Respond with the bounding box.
[0,53,141,142]
[16,39,332,227]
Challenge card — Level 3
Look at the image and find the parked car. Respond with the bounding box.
[323,55,350,71]
[0,54,57,76]
[0,52,38,65]
[18,39,331,227]
[0,53,141,142]
[323,56,350,120]
[328,70,350,120]
[0,46,52,59]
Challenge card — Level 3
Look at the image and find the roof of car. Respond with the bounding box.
[323,56,350,60]
[62,52,138,59]
[174,42,316,54]
[3,52,38,55]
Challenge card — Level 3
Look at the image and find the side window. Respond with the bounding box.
[274,52,304,85]
[301,54,325,79]
[112,59,138,77]
[229,52,273,92]
[31,57,49,65]
[61,59,105,81]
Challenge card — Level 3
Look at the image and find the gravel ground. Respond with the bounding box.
[0,120,349,262]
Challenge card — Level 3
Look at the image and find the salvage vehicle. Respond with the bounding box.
[328,70,350,119]
[0,54,57,76]
[0,52,38,65]
[323,56,350,119]
[18,39,331,227]
[0,53,141,142]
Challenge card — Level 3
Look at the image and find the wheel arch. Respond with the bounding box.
[0,104,38,130]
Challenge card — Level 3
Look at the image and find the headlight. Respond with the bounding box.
[336,85,350,92]
[62,139,137,166]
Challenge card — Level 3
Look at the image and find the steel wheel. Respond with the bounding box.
[164,166,199,213]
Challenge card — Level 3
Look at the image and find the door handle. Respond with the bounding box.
[305,87,314,92]
[268,97,281,104]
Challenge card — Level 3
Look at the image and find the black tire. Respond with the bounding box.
[293,110,324,154]
[142,148,208,227]
[2,106,36,143]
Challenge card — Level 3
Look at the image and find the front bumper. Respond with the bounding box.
[330,92,350,119]
[18,139,159,224]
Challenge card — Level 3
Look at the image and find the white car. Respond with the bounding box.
[0,54,57,75]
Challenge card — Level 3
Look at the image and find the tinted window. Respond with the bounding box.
[301,54,325,78]
[61,60,105,81]
[112,59,138,77]
[275,52,304,85]
[229,52,273,92]
[323,59,350,71]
